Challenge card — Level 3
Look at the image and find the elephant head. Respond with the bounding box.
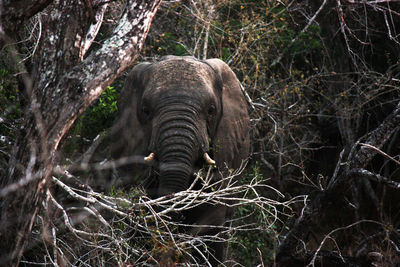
[111,56,250,198]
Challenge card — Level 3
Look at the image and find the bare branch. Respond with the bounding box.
[359,142,400,166]
[81,0,109,59]
[307,220,383,267]
[45,164,300,266]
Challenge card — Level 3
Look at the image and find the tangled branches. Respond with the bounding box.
[25,164,302,266]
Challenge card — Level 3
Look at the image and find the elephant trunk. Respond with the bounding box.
[153,102,203,196]
[158,161,193,196]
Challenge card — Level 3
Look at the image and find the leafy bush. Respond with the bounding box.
[63,85,119,157]
[228,164,276,265]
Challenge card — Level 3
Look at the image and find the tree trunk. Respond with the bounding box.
[0,0,162,265]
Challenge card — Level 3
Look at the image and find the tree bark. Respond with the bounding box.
[0,0,162,265]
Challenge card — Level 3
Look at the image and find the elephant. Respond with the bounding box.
[110,55,250,265]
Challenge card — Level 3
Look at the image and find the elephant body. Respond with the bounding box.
[110,56,250,264]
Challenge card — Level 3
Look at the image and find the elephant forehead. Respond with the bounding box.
[148,59,215,93]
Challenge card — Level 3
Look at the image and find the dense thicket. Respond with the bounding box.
[1,0,400,266]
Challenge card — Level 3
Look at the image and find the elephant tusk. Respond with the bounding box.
[203,152,216,165]
[144,152,155,163]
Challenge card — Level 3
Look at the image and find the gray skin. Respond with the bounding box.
[110,56,250,264]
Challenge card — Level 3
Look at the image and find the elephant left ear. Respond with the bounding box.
[205,58,250,170]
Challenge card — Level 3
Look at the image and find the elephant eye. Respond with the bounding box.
[207,105,216,116]
[141,105,151,117]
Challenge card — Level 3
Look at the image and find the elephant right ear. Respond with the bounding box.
[110,62,152,160]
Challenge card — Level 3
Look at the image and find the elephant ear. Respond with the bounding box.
[205,59,250,171]
[110,62,152,160]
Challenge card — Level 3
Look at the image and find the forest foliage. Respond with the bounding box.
[1,0,400,266]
